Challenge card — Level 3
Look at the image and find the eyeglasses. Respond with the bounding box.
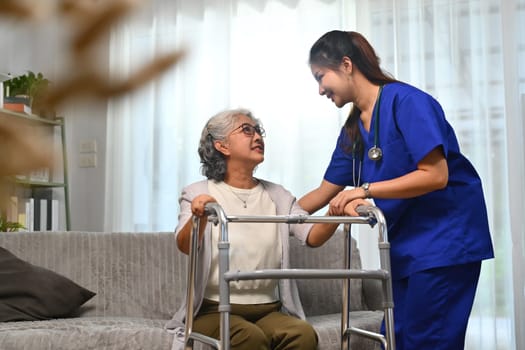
[230,123,266,137]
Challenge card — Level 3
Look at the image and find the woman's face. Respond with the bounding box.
[311,61,353,108]
[218,114,265,168]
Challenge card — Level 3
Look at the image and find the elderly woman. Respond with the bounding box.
[167,108,338,350]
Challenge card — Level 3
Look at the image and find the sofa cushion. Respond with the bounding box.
[307,311,383,350]
[0,317,173,350]
[0,314,384,350]
[290,230,366,315]
[0,247,96,322]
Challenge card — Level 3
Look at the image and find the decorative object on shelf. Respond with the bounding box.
[3,71,53,118]
[0,216,25,232]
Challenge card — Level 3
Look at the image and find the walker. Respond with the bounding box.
[183,203,396,350]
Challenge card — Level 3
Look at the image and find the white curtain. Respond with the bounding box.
[105,0,348,231]
[105,0,524,348]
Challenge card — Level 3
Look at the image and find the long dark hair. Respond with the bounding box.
[309,30,397,155]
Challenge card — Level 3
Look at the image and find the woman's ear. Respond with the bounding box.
[214,140,230,156]
[341,56,353,74]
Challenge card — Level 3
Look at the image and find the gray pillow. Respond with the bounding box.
[0,246,96,322]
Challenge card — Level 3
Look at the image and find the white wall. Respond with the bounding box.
[60,35,110,232]
[62,100,107,231]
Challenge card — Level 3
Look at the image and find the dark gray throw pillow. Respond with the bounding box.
[0,246,96,322]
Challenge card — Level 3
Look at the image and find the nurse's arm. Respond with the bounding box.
[368,146,448,199]
[299,180,344,214]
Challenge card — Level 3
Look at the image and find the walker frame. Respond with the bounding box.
[183,203,395,350]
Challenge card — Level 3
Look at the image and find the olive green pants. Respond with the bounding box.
[193,299,318,350]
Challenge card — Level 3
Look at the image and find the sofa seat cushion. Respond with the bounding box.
[0,317,173,350]
[308,311,384,350]
[0,312,384,350]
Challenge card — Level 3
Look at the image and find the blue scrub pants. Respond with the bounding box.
[383,262,481,350]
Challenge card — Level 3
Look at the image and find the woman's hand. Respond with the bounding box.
[191,194,216,217]
[178,194,217,254]
[343,198,371,216]
[328,188,364,215]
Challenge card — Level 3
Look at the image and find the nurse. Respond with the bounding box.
[299,30,494,349]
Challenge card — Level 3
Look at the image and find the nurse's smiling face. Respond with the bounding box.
[311,59,354,108]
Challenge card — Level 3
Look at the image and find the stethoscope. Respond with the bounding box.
[352,85,383,187]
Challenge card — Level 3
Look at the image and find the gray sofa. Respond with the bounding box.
[0,230,384,350]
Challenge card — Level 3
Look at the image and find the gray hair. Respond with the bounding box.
[198,108,260,181]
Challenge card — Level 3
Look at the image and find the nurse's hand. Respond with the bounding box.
[343,199,371,216]
[328,188,362,215]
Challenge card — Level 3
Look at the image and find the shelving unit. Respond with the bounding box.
[0,108,70,230]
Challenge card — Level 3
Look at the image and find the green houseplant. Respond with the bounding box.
[4,71,53,117]
[0,216,25,232]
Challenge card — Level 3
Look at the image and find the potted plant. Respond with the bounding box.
[4,71,54,118]
[0,216,25,232]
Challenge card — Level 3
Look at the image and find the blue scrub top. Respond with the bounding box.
[324,82,494,279]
